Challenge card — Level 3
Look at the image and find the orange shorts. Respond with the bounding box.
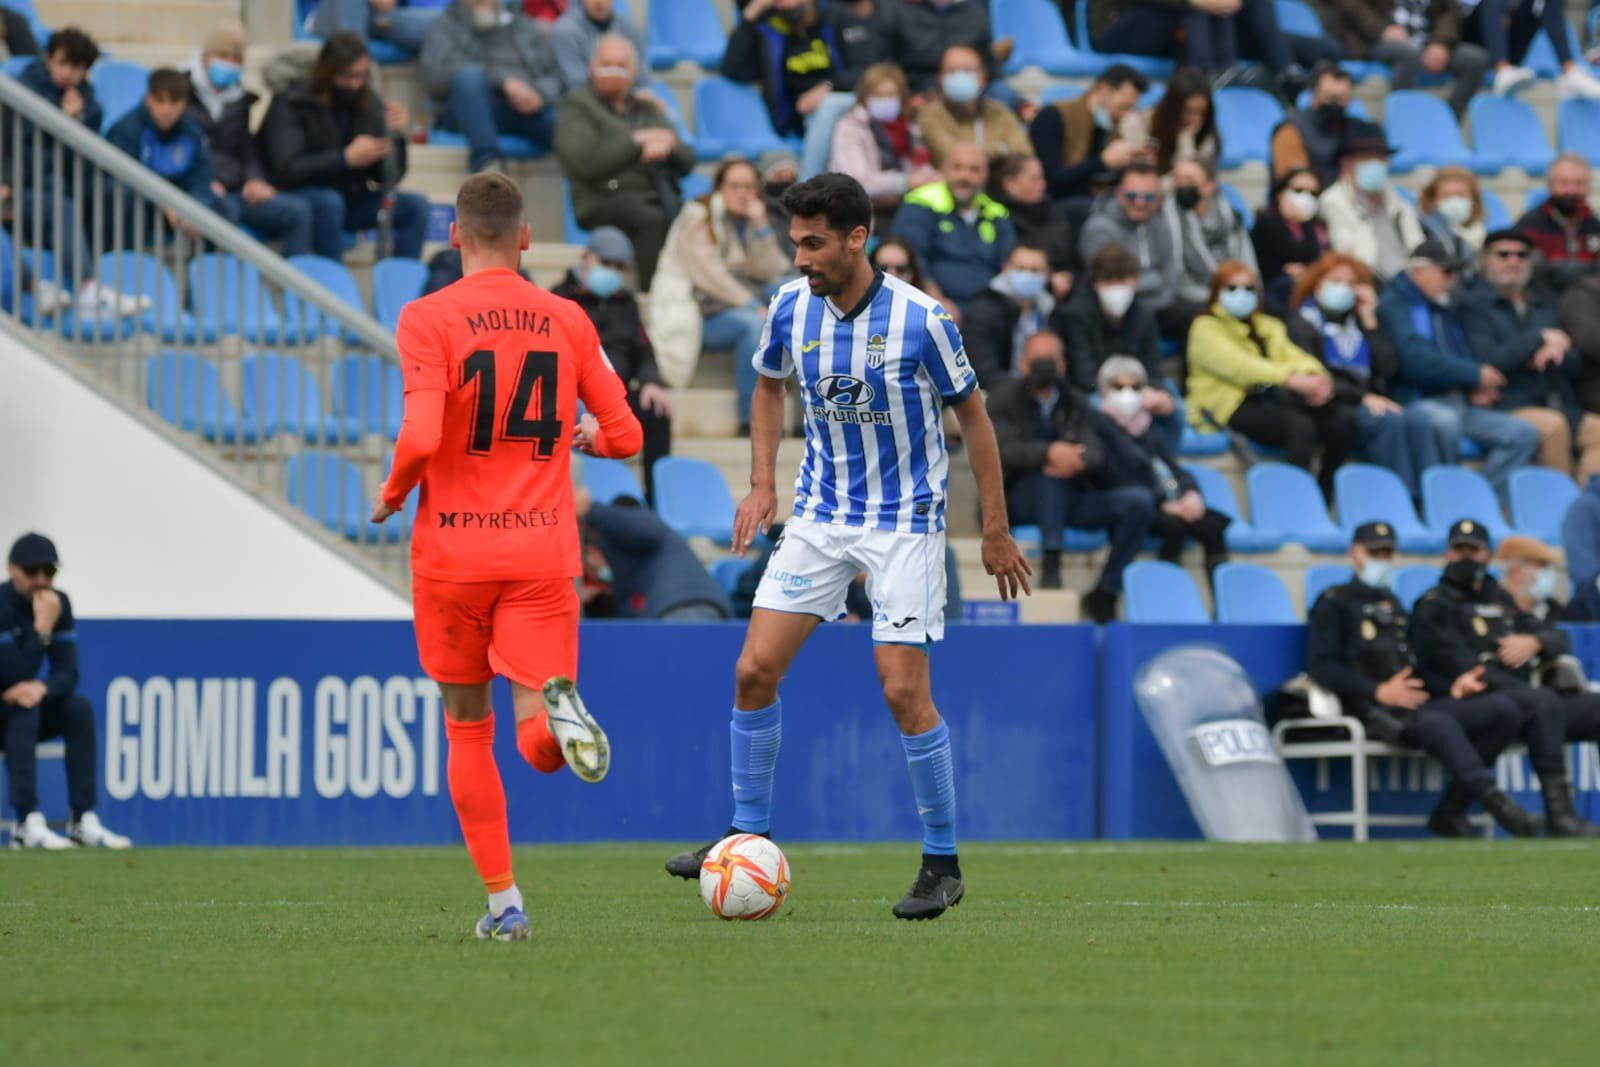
[412,576,579,689]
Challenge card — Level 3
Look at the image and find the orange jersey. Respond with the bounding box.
[390,268,641,582]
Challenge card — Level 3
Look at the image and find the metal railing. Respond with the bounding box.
[1,68,414,591]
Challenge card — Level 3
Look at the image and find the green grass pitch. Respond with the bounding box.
[3,842,1597,1066]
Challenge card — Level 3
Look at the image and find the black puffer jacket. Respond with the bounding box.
[184,83,263,193]
[258,80,408,198]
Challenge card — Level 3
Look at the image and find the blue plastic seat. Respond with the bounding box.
[1124,560,1208,623]
[426,126,545,159]
[1524,20,1585,79]
[1009,524,1111,553]
[373,257,428,332]
[1393,565,1442,611]
[993,0,1102,76]
[1558,98,1600,166]
[241,353,360,444]
[681,171,713,201]
[1179,426,1231,456]
[1386,90,1480,173]
[2,55,32,78]
[333,354,405,439]
[1480,186,1512,230]
[800,92,855,179]
[1245,462,1348,554]
[1219,181,1254,230]
[649,0,727,69]
[1304,563,1354,608]
[693,77,787,161]
[1421,465,1512,546]
[145,352,257,442]
[1334,463,1447,554]
[653,456,737,543]
[97,250,197,342]
[1212,562,1296,623]
[4,0,49,46]
[709,557,748,597]
[91,59,151,132]
[1039,84,1086,105]
[562,182,590,245]
[1275,0,1321,36]
[1183,463,1284,553]
[647,77,693,144]
[1470,95,1554,175]
[1069,0,1173,78]
[583,457,646,505]
[188,253,286,344]
[1214,87,1284,168]
[287,451,403,543]
[1509,467,1580,546]
[286,254,366,343]
[1524,186,1549,214]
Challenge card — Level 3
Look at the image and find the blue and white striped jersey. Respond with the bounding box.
[752,271,978,534]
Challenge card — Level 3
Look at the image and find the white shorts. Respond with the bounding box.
[752,517,947,645]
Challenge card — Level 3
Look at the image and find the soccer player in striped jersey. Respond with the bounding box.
[665,172,1031,920]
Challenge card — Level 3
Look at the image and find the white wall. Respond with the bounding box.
[0,332,411,619]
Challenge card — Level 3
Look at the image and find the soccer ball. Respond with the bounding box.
[699,834,791,921]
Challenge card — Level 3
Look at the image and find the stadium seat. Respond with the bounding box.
[426,127,545,160]
[241,353,360,444]
[649,0,727,70]
[709,557,748,597]
[693,78,788,161]
[1275,0,1320,36]
[1480,186,1512,230]
[145,352,256,442]
[993,0,1101,76]
[1182,464,1284,553]
[189,254,285,344]
[1214,87,1284,168]
[91,59,151,132]
[1558,98,1600,166]
[1179,426,1230,456]
[1386,90,1480,173]
[373,257,428,332]
[561,182,590,245]
[1218,181,1254,230]
[97,250,196,343]
[583,457,646,505]
[332,354,405,440]
[1333,463,1447,554]
[1245,462,1347,554]
[1304,563,1354,608]
[1420,465,1512,546]
[4,0,48,47]
[1123,561,1208,623]
[800,92,855,179]
[2,55,31,78]
[653,456,737,543]
[1524,20,1585,79]
[287,451,403,543]
[1212,562,1296,623]
[1010,524,1112,553]
[647,78,692,145]
[1393,564,1442,611]
[1068,0,1173,78]
[1509,467,1580,546]
[1470,95,1555,175]
[286,254,366,343]
[1524,186,1549,214]
[681,171,713,201]
[1039,83,1085,105]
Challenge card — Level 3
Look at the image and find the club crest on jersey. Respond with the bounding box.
[865,334,887,369]
[817,374,875,407]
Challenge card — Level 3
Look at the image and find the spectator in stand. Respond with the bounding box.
[722,0,845,139]
[1028,63,1150,210]
[550,0,647,95]
[421,0,561,174]
[1562,476,1600,620]
[1459,228,1600,482]
[1187,259,1360,497]
[990,331,1153,619]
[1096,355,1230,585]
[1378,238,1538,502]
[758,149,800,258]
[554,35,692,289]
[1087,0,1311,93]
[830,0,886,78]
[107,68,214,241]
[1558,269,1600,412]
[0,3,39,57]
[260,32,427,260]
[552,227,673,501]
[879,0,995,96]
[1463,0,1600,99]
[1252,167,1330,309]
[1146,66,1218,175]
[11,29,147,317]
[1051,243,1181,453]
[577,489,733,620]
[992,155,1075,301]
[0,534,132,850]
[870,237,956,319]
[1286,252,1441,498]
[1418,166,1488,282]
[1271,62,1354,185]
[1079,164,1185,340]
[1496,535,1569,622]
[1516,154,1600,297]
[918,46,1033,167]
[828,62,938,229]
[965,242,1055,388]
[1166,156,1258,322]
[181,21,313,256]
[1320,121,1424,284]
[312,0,441,57]
[891,141,1016,311]
[1321,0,1487,118]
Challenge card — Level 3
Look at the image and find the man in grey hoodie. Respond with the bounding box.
[1077,162,1186,341]
[550,0,648,96]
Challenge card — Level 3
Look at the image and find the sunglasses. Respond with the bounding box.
[22,564,56,579]
[1487,248,1529,259]
[1122,192,1158,204]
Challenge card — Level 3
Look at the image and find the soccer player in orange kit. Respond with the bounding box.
[371,173,643,941]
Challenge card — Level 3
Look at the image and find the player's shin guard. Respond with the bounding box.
[517,712,566,774]
[730,700,782,834]
[445,715,515,892]
[902,720,958,857]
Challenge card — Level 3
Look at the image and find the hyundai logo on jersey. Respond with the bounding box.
[816,375,875,407]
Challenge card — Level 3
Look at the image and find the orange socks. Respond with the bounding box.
[445,715,513,893]
[518,712,565,774]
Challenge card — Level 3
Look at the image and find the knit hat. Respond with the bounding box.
[203,19,248,59]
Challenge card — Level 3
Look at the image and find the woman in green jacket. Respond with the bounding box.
[1186,259,1361,498]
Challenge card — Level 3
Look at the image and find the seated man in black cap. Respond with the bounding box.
[1410,519,1600,837]
[1306,520,1544,838]
[1,533,130,848]
[1318,121,1425,285]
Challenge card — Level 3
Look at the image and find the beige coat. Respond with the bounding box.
[919,98,1034,167]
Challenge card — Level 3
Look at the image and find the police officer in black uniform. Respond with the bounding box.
[1306,521,1544,837]
[1410,520,1600,838]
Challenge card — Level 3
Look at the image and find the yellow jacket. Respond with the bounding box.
[1185,307,1329,429]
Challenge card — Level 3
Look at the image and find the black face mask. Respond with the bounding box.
[1175,186,1201,211]
[765,179,794,199]
[1551,194,1585,217]
[1027,360,1060,389]
[1443,558,1486,591]
[331,85,363,107]
[1314,103,1346,129]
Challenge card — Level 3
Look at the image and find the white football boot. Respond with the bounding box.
[68,811,132,849]
[11,812,73,850]
[542,677,611,783]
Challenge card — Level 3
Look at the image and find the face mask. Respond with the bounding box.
[765,178,794,199]
[1316,280,1356,316]
[1314,102,1346,129]
[1219,287,1258,319]
[1354,159,1389,194]
[1097,283,1135,319]
[942,69,981,105]
[207,60,241,90]
[1444,558,1485,590]
[1551,194,1585,217]
[1007,269,1046,301]
[331,85,363,107]
[865,96,901,123]
[1105,387,1144,419]
[1092,105,1114,132]
[1437,195,1473,226]
[585,263,623,298]
[1360,560,1394,591]
[1027,360,1060,389]
[1175,186,1201,211]
[470,5,502,30]
[1285,189,1319,221]
[1531,567,1559,603]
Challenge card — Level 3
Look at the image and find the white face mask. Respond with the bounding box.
[1284,189,1319,221]
[865,96,901,123]
[1097,283,1135,319]
[1531,567,1559,602]
[1104,386,1144,419]
[1360,560,1395,591]
[1437,195,1474,226]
